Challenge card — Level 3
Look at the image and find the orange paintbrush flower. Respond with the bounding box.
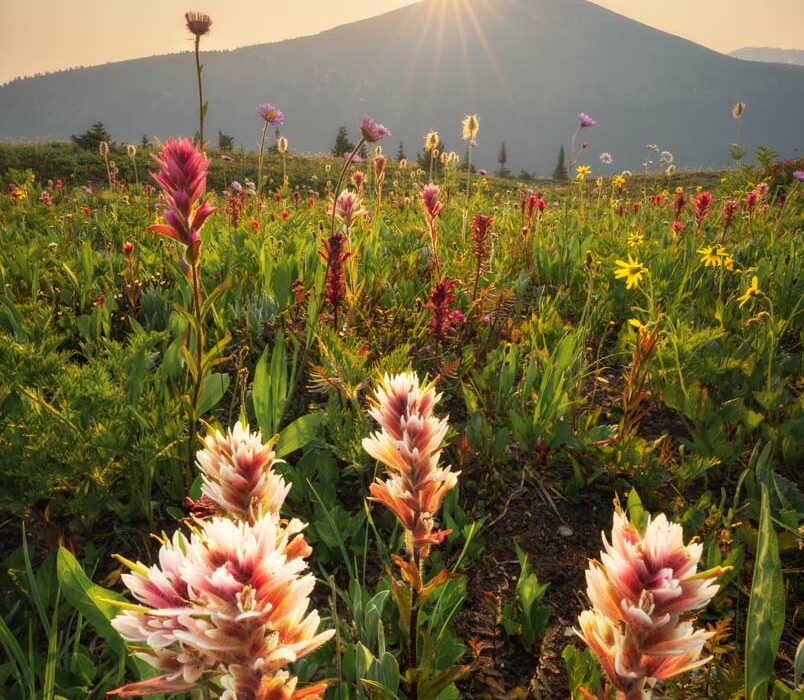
[363,372,458,560]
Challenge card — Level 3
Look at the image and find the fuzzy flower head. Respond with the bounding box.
[578,112,596,128]
[149,137,215,262]
[424,131,440,153]
[359,116,391,143]
[277,136,288,154]
[185,11,212,37]
[195,422,289,525]
[363,372,459,559]
[111,516,334,698]
[258,104,285,126]
[462,114,480,141]
[732,101,746,119]
[127,144,138,159]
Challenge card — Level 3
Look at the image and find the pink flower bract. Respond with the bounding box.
[149,137,215,262]
[363,372,459,559]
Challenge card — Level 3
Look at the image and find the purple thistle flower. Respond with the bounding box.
[794,170,804,182]
[257,103,285,126]
[578,112,597,128]
[360,116,391,143]
[478,168,487,177]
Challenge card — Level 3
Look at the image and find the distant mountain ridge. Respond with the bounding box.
[1,0,803,173]
[729,47,804,67]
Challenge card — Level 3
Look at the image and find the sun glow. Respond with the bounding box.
[396,0,509,101]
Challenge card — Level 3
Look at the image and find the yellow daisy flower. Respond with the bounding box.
[737,275,761,308]
[576,165,591,181]
[614,255,648,290]
[628,231,645,248]
[697,245,719,268]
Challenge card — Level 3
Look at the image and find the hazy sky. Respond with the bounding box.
[1,0,802,85]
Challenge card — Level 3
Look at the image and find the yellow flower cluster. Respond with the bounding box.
[697,245,734,270]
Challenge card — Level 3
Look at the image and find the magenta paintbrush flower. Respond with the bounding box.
[359,116,391,143]
[149,137,214,263]
[258,103,285,126]
[421,184,442,223]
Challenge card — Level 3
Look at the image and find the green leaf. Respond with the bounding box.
[745,485,785,700]
[626,488,649,535]
[57,548,125,655]
[253,334,289,437]
[196,372,230,417]
[276,412,325,458]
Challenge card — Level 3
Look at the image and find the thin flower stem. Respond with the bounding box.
[465,144,473,198]
[408,547,421,700]
[194,36,205,148]
[187,262,205,477]
[257,122,269,197]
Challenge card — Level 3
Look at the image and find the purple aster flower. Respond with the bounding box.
[600,152,613,164]
[794,170,804,182]
[478,168,487,176]
[230,180,243,193]
[360,116,391,143]
[220,154,234,162]
[344,152,362,163]
[257,103,285,126]
[82,185,93,195]
[578,112,596,128]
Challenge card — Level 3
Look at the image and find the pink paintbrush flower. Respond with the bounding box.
[332,190,366,228]
[363,372,458,559]
[195,422,289,524]
[577,506,727,699]
[111,515,334,697]
[149,137,215,263]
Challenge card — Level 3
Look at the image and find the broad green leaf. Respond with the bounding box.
[195,372,230,417]
[745,485,785,700]
[276,412,325,458]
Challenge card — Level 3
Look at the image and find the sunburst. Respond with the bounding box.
[397,0,510,102]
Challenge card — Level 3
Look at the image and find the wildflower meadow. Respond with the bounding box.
[0,9,803,700]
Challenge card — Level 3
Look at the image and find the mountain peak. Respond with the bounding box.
[1,1,802,172]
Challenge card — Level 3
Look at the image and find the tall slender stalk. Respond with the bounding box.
[187,261,206,475]
[465,143,473,198]
[193,35,205,148]
[257,121,269,196]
